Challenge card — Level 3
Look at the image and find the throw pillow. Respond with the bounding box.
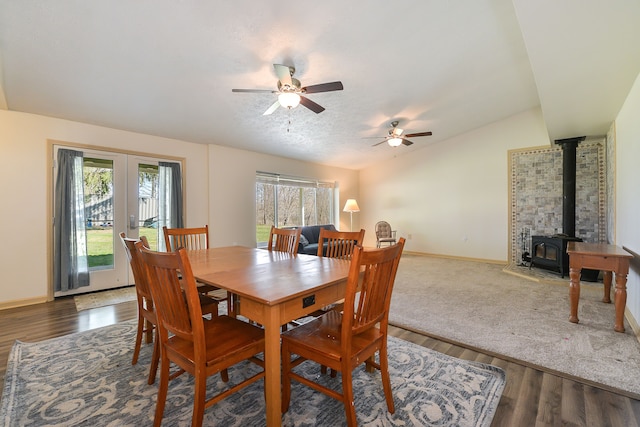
[299,234,309,246]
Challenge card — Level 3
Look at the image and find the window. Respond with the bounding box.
[256,172,335,244]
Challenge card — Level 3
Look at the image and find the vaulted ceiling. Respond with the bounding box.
[1,1,639,170]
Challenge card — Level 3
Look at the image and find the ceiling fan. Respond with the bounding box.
[232,64,344,115]
[372,121,433,147]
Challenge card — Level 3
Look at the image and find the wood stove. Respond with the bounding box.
[529,137,587,278]
[530,235,581,277]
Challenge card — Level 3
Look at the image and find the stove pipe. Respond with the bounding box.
[554,136,585,238]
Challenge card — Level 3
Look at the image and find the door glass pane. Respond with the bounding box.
[83,157,114,270]
[137,164,159,250]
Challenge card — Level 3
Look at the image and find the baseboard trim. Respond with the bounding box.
[403,250,506,265]
[0,296,49,311]
[625,306,640,345]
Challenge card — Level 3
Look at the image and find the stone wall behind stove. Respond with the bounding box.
[508,139,606,264]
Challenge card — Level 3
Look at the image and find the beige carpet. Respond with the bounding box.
[389,254,640,398]
[73,286,136,311]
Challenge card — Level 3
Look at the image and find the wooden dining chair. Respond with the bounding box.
[136,242,266,427]
[162,225,231,314]
[267,225,302,331]
[267,225,301,255]
[163,225,210,252]
[119,232,219,385]
[315,228,365,376]
[317,228,365,259]
[119,232,159,385]
[281,238,406,427]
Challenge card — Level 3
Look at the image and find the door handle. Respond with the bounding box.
[129,215,137,229]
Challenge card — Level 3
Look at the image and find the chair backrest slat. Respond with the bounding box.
[163,225,209,252]
[317,228,365,260]
[137,242,203,344]
[120,232,153,302]
[267,226,301,255]
[341,238,405,342]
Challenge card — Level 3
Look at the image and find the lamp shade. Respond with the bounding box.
[278,92,301,109]
[343,199,360,213]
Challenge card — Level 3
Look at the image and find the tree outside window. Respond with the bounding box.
[256,173,335,244]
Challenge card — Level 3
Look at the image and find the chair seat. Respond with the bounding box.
[166,315,264,367]
[378,238,396,243]
[281,310,383,365]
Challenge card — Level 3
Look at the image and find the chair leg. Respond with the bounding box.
[192,371,207,427]
[153,352,170,427]
[365,355,375,373]
[379,347,395,414]
[227,293,236,318]
[148,330,160,385]
[281,342,292,413]
[341,367,357,427]
[132,312,144,365]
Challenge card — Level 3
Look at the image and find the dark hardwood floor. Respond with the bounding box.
[1,298,640,426]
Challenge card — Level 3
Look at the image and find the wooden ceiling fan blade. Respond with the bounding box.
[302,81,344,94]
[404,131,433,138]
[273,64,293,87]
[402,139,414,146]
[299,96,325,114]
[263,100,281,116]
[372,140,387,147]
[232,88,277,93]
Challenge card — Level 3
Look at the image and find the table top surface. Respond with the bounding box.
[566,242,633,258]
[187,246,351,305]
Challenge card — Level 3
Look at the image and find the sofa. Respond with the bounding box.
[297,224,337,255]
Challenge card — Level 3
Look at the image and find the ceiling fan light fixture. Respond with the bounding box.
[278,92,301,109]
[388,137,403,147]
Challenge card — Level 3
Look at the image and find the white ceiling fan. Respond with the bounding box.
[371,121,433,147]
[232,64,344,115]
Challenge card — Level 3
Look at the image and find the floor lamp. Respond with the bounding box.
[343,199,360,232]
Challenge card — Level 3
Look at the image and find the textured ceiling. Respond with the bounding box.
[1,1,639,170]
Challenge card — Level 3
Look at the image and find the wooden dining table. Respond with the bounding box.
[187,246,352,427]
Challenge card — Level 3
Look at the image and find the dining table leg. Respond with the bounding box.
[263,305,282,426]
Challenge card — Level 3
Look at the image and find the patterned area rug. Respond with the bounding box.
[73,287,136,311]
[0,321,505,426]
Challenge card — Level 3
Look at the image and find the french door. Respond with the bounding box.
[53,146,169,297]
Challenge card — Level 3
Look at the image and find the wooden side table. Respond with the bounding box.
[566,242,633,332]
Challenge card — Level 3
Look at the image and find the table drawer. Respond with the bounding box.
[236,281,347,324]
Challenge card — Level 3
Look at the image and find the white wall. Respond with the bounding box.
[359,108,550,261]
[0,110,359,308]
[207,145,359,247]
[614,71,640,323]
[0,110,209,306]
